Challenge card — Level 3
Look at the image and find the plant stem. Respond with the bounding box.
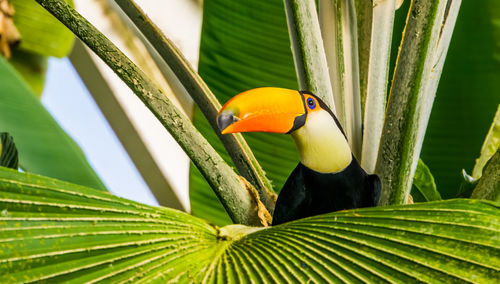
[360,0,395,173]
[35,0,262,226]
[376,0,462,205]
[355,0,372,118]
[283,0,336,112]
[113,0,276,214]
[471,149,500,201]
[319,0,363,158]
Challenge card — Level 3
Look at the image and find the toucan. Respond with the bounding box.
[216,87,381,225]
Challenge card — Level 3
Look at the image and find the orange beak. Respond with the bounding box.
[217,87,307,134]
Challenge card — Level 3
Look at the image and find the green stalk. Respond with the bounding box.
[35,0,262,226]
[113,0,276,214]
[319,0,363,158]
[471,149,500,201]
[470,104,500,200]
[355,0,373,118]
[376,0,462,205]
[360,0,395,173]
[283,0,336,111]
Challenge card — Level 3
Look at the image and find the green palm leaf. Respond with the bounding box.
[1,166,499,282]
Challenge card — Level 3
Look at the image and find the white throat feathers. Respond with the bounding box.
[291,110,352,173]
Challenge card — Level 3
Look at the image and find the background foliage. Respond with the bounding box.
[390,0,500,198]
[0,56,105,189]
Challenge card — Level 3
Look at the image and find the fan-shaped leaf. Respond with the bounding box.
[1,167,499,282]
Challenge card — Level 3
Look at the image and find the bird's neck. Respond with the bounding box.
[291,110,352,173]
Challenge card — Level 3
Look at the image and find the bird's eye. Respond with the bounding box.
[306,98,316,110]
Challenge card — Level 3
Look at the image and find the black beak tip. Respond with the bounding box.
[217,111,237,132]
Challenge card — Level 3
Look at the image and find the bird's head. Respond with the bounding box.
[217,87,336,135]
[217,87,352,173]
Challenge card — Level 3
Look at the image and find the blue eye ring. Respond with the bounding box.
[306,97,316,110]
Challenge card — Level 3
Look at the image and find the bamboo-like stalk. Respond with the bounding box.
[113,0,276,214]
[283,0,336,112]
[376,0,462,205]
[35,0,262,226]
[355,0,373,118]
[319,0,363,158]
[360,0,395,173]
[471,149,500,201]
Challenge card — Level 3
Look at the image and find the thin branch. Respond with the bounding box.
[283,0,336,111]
[376,0,462,205]
[113,0,276,214]
[35,0,263,226]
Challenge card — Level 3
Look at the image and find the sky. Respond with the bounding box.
[41,57,159,206]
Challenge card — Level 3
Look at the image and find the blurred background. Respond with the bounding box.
[1,0,203,211]
[42,0,204,210]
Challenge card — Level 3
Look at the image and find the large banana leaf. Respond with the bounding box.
[9,0,75,95]
[0,56,105,190]
[191,0,299,226]
[8,49,48,96]
[388,0,500,198]
[1,166,499,282]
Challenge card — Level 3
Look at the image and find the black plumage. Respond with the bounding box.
[272,156,381,225]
